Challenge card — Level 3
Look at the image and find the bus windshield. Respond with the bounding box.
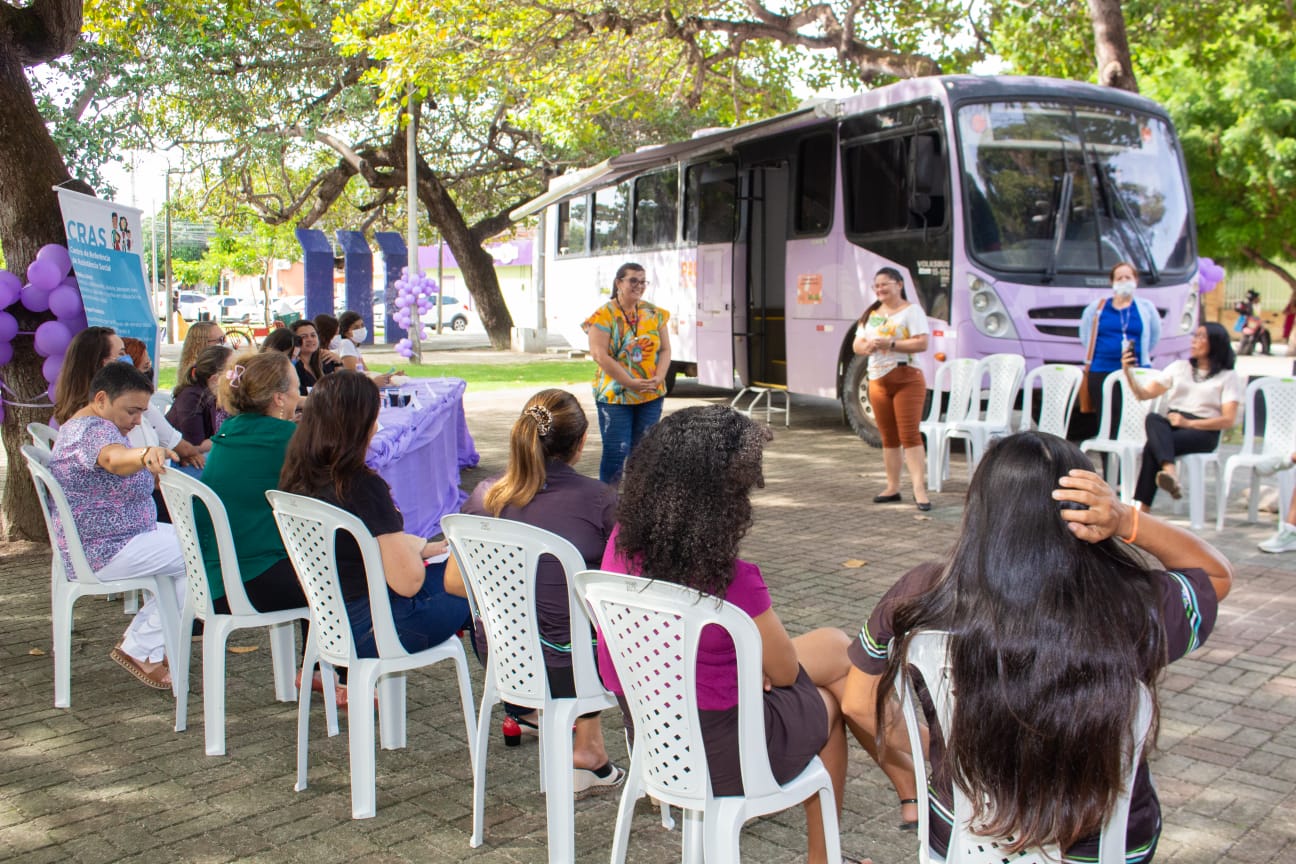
[957,100,1193,280]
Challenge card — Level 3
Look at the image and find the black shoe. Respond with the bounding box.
[873,493,902,503]
[916,501,932,512]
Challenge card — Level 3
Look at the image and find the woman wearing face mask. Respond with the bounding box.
[337,310,392,386]
[1075,262,1161,439]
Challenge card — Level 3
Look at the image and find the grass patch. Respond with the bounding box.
[155,360,596,394]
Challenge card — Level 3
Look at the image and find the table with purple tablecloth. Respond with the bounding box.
[366,378,479,538]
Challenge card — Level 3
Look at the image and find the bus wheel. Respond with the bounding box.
[843,355,882,448]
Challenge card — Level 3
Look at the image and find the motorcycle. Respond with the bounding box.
[1234,290,1272,355]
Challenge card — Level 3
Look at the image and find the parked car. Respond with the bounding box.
[160,291,210,321]
[205,295,263,324]
[428,295,476,332]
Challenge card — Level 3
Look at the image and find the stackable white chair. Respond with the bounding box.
[575,569,841,864]
[1217,376,1296,529]
[897,631,1152,864]
[26,422,57,453]
[441,515,617,861]
[920,358,980,493]
[21,445,182,709]
[1018,364,1084,438]
[267,490,477,820]
[942,353,1026,477]
[1080,369,1165,502]
[159,471,307,752]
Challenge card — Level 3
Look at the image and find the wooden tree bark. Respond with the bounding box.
[0,0,86,541]
[1089,0,1139,92]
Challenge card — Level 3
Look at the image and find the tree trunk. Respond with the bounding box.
[414,160,514,349]
[0,0,85,541]
[1089,0,1139,92]
[1240,247,1296,297]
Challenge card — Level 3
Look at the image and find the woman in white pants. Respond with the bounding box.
[49,362,187,690]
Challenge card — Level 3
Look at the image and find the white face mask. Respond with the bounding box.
[1112,279,1137,297]
[350,327,368,342]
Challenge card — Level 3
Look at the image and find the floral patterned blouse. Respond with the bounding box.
[584,299,670,405]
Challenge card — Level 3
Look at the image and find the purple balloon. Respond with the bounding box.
[37,244,73,278]
[42,353,63,384]
[34,320,73,358]
[0,340,12,366]
[58,276,79,292]
[26,257,60,292]
[0,310,16,342]
[21,283,51,313]
[48,285,84,319]
[64,310,89,333]
[0,270,20,308]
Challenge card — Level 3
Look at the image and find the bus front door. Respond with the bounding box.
[743,163,789,388]
[695,245,736,388]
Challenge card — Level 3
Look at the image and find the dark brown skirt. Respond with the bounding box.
[619,665,829,796]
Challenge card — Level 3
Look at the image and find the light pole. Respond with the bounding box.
[163,167,184,343]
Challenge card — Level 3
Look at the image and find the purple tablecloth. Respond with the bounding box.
[366,378,479,538]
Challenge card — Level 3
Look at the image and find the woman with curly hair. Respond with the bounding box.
[842,431,1231,861]
[596,405,865,864]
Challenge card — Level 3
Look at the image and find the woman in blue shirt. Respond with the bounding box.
[1076,262,1161,439]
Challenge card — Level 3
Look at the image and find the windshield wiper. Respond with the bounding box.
[1044,139,1073,284]
[1090,148,1160,284]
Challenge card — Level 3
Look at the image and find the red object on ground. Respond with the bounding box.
[502,716,522,747]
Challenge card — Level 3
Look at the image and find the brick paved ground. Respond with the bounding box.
[1,381,1293,864]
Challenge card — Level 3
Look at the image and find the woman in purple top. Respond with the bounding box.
[842,432,1232,861]
[167,344,232,446]
[595,405,867,864]
[49,362,187,691]
[445,389,622,791]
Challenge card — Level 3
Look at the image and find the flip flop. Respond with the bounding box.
[110,643,171,691]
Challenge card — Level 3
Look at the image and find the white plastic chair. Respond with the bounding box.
[1080,369,1165,503]
[26,421,57,452]
[943,353,1026,478]
[920,358,979,493]
[1217,376,1296,529]
[441,515,617,860]
[1018,364,1083,438]
[267,490,478,820]
[575,569,841,864]
[897,631,1152,864]
[159,471,307,752]
[21,445,182,709]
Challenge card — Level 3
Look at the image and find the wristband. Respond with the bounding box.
[1118,506,1139,545]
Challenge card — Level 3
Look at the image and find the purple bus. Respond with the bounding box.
[514,75,1198,444]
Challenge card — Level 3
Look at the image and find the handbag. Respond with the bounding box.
[1078,298,1106,414]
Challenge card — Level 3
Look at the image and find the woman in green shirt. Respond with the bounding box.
[197,351,306,620]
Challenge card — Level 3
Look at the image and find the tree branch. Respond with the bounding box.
[2,0,82,67]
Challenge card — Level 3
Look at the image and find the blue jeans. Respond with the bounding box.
[597,398,664,484]
[345,561,470,658]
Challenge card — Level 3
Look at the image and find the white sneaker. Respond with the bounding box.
[1259,523,1296,553]
[1253,455,1294,476]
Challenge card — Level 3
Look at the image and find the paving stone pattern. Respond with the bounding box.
[1,382,1293,863]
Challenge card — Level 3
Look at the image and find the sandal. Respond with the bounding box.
[110,643,171,691]
[574,761,625,795]
[898,797,919,831]
[296,669,350,709]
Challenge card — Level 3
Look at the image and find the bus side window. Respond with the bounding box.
[909,133,947,228]
[557,197,588,257]
[593,183,631,251]
[633,168,680,248]
[795,133,835,235]
[844,138,911,234]
[685,160,738,245]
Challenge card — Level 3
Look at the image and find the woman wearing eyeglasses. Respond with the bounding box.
[853,267,931,510]
[584,262,671,484]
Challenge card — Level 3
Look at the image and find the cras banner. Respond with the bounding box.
[54,187,157,362]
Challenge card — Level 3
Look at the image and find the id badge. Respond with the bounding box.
[629,342,644,364]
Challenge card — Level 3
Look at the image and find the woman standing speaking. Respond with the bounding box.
[585,262,671,484]
[854,267,931,510]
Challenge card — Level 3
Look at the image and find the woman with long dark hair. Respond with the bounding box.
[166,344,232,447]
[853,267,930,510]
[597,405,864,864]
[842,431,1231,861]
[585,262,671,484]
[445,388,622,789]
[279,371,468,668]
[290,318,326,391]
[1123,321,1241,507]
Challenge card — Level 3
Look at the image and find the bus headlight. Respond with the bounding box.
[969,276,1018,339]
[1181,290,1198,334]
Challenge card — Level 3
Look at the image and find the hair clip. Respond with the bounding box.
[225,364,245,387]
[524,404,553,436]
